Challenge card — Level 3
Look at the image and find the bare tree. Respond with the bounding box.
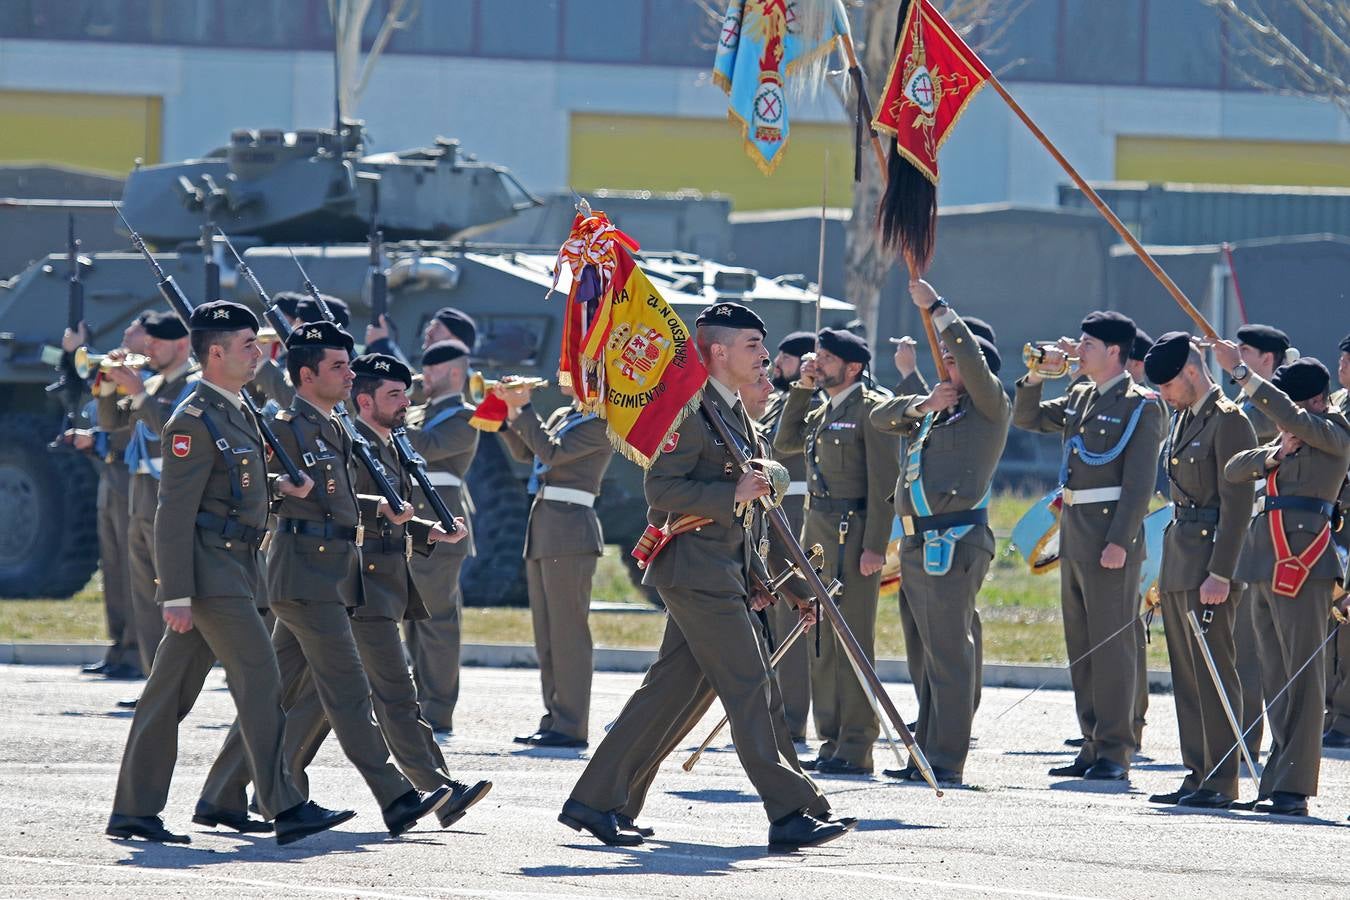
[1202,0,1350,120]
[330,0,420,122]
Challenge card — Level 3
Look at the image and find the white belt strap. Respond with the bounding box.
[426,471,463,488]
[784,481,808,497]
[1061,486,1122,506]
[538,486,596,507]
[135,457,162,476]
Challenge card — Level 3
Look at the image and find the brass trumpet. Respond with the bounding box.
[468,372,549,404]
[73,346,150,380]
[256,326,281,345]
[1022,342,1078,379]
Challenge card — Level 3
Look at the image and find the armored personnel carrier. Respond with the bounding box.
[0,123,853,603]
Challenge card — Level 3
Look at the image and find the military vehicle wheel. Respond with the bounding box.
[0,415,100,598]
[460,436,529,607]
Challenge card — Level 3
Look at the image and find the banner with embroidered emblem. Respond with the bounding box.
[712,0,848,175]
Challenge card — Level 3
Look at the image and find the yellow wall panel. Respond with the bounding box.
[0,89,162,174]
[1117,135,1350,189]
[570,112,855,210]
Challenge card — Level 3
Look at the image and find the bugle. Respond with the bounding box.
[72,347,150,380]
[1022,342,1078,378]
[468,372,548,404]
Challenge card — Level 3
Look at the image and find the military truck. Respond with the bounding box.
[0,123,853,604]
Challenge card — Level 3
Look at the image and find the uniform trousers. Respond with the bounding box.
[96,468,137,668]
[1233,584,1267,761]
[406,555,465,731]
[527,554,598,741]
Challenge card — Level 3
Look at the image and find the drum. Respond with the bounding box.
[1010,489,1063,575]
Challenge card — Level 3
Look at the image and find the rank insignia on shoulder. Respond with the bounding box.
[181,403,203,418]
[170,434,192,457]
[661,432,680,453]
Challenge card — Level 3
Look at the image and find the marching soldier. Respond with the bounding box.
[560,302,850,852]
[496,376,614,749]
[404,339,479,734]
[198,321,453,837]
[760,330,818,743]
[1013,311,1166,781]
[774,328,900,776]
[101,311,197,679]
[107,300,352,846]
[871,280,1010,784]
[1325,332,1350,749]
[1215,345,1350,816]
[1141,333,1256,809]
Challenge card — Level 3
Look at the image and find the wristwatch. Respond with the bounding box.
[927,297,948,314]
[1231,362,1250,382]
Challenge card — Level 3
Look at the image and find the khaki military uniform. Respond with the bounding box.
[120,362,197,674]
[404,394,479,732]
[93,387,137,670]
[1226,375,1350,798]
[249,355,295,409]
[1014,371,1166,770]
[199,395,415,814]
[112,380,305,821]
[498,404,613,742]
[1157,387,1257,799]
[1327,387,1350,736]
[774,381,900,770]
[872,313,1010,778]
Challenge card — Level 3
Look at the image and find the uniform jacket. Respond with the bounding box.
[872,316,1011,558]
[127,363,197,519]
[406,394,479,559]
[352,418,434,622]
[1158,387,1257,590]
[1013,371,1167,563]
[249,356,295,409]
[1334,387,1350,554]
[1225,375,1350,583]
[154,382,272,604]
[267,395,363,607]
[773,382,901,557]
[760,389,818,535]
[498,404,612,559]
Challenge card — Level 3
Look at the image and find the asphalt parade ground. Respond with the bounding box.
[0,663,1347,899]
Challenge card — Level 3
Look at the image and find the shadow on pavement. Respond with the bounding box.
[110,828,390,867]
[668,788,758,804]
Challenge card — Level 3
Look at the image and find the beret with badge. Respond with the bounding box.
[143,310,189,340]
[1142,331,1193,385]
[433,307,477,350]
[817,327,871,365]
[422,338,471,367]
[695,301,766,336]
[351,352,412,388]
[188,300,260,333]
[1271,357,1330,402]
[1080,310,1136,346]
[285,319,355,355]
[777,330,816,357]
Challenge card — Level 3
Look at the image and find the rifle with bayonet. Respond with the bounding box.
[214,227,408,514]
[367,215,387,330]
[46,214,87,447]
[113,206,307,486]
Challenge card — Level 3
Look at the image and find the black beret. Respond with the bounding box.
[272,291,305,319]
[695,302,766,336]
[1271,357,1330,402]
[285,320,355,355]
[433,307,477,349]
[296,295,350,329]
[777,330,816,357]
[974,335,1001,375]
[189,300,259,333]
[1143,331,1193,385]
[351,352,412,388]
[1080,310,1136,346]
[1130,328,1154,363]
[143,311,188,340]
[133,309,156,327]
[1235,324,1289,356]
[963,316,996,344]
[1338,333,1350,354]
[817,327,871,365]
[422,339,470,367]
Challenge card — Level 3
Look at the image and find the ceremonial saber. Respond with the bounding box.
[700,396,944,796]
[1186,610,1262,797]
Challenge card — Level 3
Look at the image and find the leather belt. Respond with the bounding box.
[1253,495,1334,518]
[363,531,415,558]
[1062,486,1122,505]
[426,471,463,487]
[807,494,866,514]
[195,511,267,548]
[1172,506,1220,525]
[277,517,364,545]
[901,508,989,536]
[784,481,808,497]
[537,486,596,507]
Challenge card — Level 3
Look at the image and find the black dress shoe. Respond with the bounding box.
[820,812,859,829]
[882,765,916,781]
[513,731,544,745]
[436,779,493,828]
[1323,728,1350,749]
[615,812,655,837]
[192,799,272,833]
[1253,791,1308,816]
[1083,760,1128,781]
[1177,789,1234,809]
[1048,760,1091,778]
[82,661,110,676]
[116,697,138,709]
[816,757,872,776]
[384,786,452,837]
[799,756,824,771]
[106,814,190,844]
[909,765,962,785]
[1147,789,1188,805]
[104,662,145,680]
[1064,737,1086,748]
[768,811,849,852]
[558,799,643,846]
[530,730,587,749]
[274,801,356,846]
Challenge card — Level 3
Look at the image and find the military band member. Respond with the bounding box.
[774,328,900,776]
[496,376,613,749]
[1216,346,1350,815]
[1013,311,1166,781]
[872,280,1010,784]
[1141,333,1257,809]
[1325,333,1350,749]
[560,302,847,851]
[101,311,197,678]
[107,300,352,846]
[199,321,453,837]
[404,339,479,734]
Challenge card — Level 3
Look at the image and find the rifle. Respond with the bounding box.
[113,205,306,486]
[367,215,387,330]
[216,227,407,514]
[47,214,87,447]
[389,427,459,534]
[201,223,221,303]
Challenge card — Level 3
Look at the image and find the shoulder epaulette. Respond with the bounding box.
[1215,396,1240,414]
[179,401,204,419]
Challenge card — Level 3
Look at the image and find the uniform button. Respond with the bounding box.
[318,545,326,552]
[1099,429,1106,435]
[367,564,375,571]
[225,541,232,548]
[1072,448,1079,454]
[1171,458,1179,465]
[1201,530,1209,537]
[1102,508,1109,514]
[1188,457,1194,463]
